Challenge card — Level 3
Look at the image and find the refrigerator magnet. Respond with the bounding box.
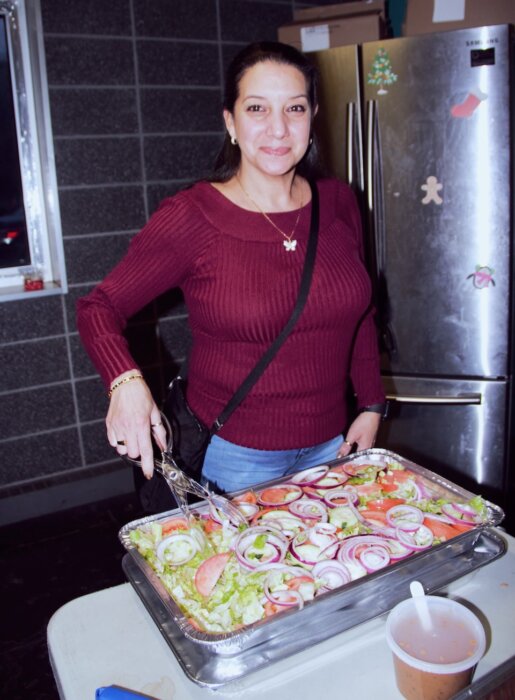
[451,89,488,119]
[467,266,496,289]
[421,176,443,205]
[367,48,398,95]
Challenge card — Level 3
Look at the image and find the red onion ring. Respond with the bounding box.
[156,533,200,566]
[234,526,289,570]
[323,489,358,508]
[385,504,424,527]
[264,587,304,609]
[442,502,481,525]
[288,498,329,522]
[342,462,383,479]
[396,523,434,551]
[312,560,352,591]
[337,535,392,576]
[288,465,330,486]
[312,470,350,489]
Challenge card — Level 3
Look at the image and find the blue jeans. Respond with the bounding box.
[201,434,343,493]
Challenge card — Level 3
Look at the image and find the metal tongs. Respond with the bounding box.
[125,412,247,528]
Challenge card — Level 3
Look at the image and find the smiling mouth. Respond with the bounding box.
[261,147,290,156]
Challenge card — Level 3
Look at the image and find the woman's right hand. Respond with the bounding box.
[106,370,167,479]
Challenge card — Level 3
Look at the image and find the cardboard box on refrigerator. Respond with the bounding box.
[403,0,515,36]
[278,1,388,53]
[293,0,386,23]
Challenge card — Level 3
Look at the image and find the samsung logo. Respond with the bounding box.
[466,37,499,46]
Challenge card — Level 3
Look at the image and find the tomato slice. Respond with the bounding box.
[161,517,190,534]
[264,601,282,617]
[365,498,406,512]
[202,518,223,534]
[233,490,258,504]
[194,552,231,598]
[423,517,472,541]
[353,482,383,497]
[359,509,388,527]
[286,575,314,591]
[379,470,413,486]
[259,486,301,505]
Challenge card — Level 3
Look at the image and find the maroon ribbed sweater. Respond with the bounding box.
[76,178,385,450]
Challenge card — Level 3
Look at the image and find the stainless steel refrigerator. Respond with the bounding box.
[311,25,514,527]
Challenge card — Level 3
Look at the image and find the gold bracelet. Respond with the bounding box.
[108,373,144,398]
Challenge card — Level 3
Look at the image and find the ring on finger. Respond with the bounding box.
[344,439,352,446]
[151,422,162,428]
[116,440,126,446]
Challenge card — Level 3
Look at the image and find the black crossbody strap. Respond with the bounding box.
[211,180,320,432]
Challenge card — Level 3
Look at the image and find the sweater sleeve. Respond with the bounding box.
[76,192,204,387]
[337,182,386,408]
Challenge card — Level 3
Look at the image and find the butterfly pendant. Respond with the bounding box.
[283,239,297,252]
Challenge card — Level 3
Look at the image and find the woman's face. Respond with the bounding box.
[224,60,315,179]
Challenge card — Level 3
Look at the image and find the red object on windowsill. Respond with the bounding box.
[24,275,44,291]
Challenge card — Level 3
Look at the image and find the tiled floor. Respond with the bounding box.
[0,491,145,699]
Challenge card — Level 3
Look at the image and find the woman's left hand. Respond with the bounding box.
[337,411,381,458]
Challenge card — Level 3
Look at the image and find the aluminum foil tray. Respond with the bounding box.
[119,449,505,666]
[122,529,506,687]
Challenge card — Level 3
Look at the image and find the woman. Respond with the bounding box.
[77,41,385,500]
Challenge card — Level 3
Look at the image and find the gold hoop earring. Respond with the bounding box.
[230,136,238,146]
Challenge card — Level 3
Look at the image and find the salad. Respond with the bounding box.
[128,458,489,634]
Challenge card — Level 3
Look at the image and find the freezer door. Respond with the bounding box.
[361,26,512,378]
[311,45,363,189]
[378,375,508,506]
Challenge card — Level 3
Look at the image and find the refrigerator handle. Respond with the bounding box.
[386,393,482,406]
[346,101,365,192]
[366,99,397,358]
[346,102,354,190]
[365,100,376,249]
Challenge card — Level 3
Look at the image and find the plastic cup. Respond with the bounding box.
[385,595,486,700]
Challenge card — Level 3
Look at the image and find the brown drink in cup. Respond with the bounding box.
[385,591,486,700]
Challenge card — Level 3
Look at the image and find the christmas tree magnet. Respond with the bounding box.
[367,48,398,95]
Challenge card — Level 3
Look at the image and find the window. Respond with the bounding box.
[0,0,66,301]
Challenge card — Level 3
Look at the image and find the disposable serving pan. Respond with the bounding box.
[119,449,505,672]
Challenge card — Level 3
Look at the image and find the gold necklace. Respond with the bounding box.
[237,177,302,252]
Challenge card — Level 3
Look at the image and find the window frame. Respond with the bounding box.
[0,0,67,302]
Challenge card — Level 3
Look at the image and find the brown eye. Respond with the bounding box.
[288,104,307,113]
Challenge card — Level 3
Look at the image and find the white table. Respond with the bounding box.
[48,530,515,700]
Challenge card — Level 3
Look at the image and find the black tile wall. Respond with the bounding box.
[0,429,82,484]
[41,0,132,35]
[146,183,186,215]
[1,385,75,440]
[59,186,145,237]
[50,89,139,137]
[144,135,222,181]
[140,88,223,133]
[63,234,134,284]
[133,0,218,40]
[81,421,121,465]
[137,41,220,86]
[44,38,135,86]
[0,296,65,343]
[0,0,300,521]
[1,339,70,392]
[54,138,142,187]
[75,377,110,423]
